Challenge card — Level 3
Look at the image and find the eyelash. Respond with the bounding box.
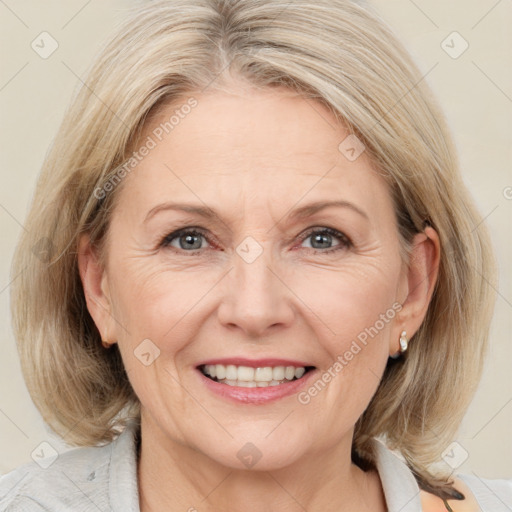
[159,226,352,256]
[299,227,352,253]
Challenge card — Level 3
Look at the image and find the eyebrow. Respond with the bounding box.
[287,200,369,222]
[144,199,369,224]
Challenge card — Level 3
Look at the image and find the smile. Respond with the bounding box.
[199,364,315,387]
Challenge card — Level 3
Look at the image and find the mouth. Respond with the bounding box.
[198,363,316,388]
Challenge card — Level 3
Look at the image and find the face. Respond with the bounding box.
[87,86,413,470]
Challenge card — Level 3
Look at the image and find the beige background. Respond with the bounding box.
[1,0,511,478]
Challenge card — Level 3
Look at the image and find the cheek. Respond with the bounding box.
[288,258,401,354]
[108,263,200,421]
[109,256,215,339]
[294,264,400,435]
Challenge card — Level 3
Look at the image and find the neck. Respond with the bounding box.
[137,413,386,512]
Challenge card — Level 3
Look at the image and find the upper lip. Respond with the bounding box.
[196,357,315,368]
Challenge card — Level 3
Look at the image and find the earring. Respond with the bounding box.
[399,330,408,353]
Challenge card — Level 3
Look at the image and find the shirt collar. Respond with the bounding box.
[372,438,423,512]
[109,419,141,512]
[108,422,422,512]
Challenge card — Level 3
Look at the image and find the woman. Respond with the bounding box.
[1,0,510,510]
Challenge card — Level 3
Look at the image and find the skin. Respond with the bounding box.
[79,84,441,512]
[420,478,481,511]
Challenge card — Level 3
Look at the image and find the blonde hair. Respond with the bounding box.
[11,0,496,499]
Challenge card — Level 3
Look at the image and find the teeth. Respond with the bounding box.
[295,367,305,378]
[284,366,295,380]
[254,367,273,381]
[237,366,255,381]
[215,364,226,379]
[272,366,285,380]
[217,379,289,387]
[201,364,310,386]
[225,365,237,380]
[237,381,257,388]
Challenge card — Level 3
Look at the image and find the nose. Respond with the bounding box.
[217,242,295,338]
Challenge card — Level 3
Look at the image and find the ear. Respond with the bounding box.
[391,226,440,356]
[77,234,117,347]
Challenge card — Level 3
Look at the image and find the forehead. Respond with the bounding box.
[142,88,352,175]
[117,88,393,223]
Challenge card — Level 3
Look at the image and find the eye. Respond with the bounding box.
[299,227,352,253]
[159,226,351,255]
[160,228,211,253]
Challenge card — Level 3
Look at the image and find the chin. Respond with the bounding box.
[194,432,308,472]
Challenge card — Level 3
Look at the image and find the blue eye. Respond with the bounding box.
[160,226,351,255]
[300,227,351,253]
[161,229,209,252]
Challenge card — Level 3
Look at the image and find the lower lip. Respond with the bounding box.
[197,369,317,404]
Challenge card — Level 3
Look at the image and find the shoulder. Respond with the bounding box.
[420,476,512,512]
[370,438,511,512]
[0,423,139,512]
[458,474,512,511]
[0,421,140,512]
[0,441,113,511]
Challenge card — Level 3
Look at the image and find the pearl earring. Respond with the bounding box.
[399,330,408,353]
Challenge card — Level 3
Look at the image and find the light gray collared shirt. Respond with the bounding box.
[1,421,511,511]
